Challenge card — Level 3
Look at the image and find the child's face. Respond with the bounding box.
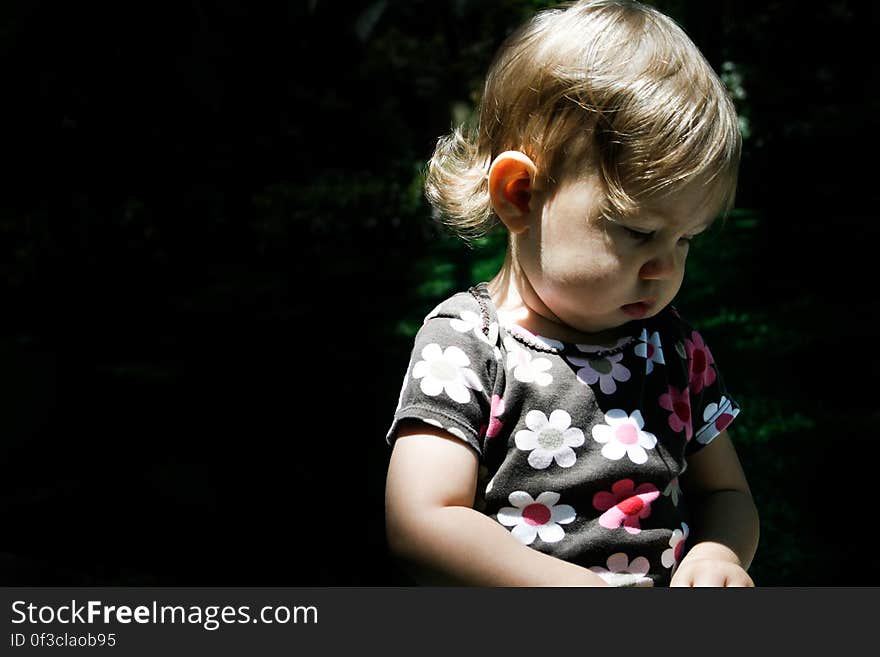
[514,174,717,337]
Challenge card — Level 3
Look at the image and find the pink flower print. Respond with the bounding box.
[591,409,658,464]
[703,396,736,432]
[497,491,576,545]
[714,412,734,433]
[485,395,506,439]
[635,329,665,374]
[685,331,716,394]
[661,523,689,570]
[593,479,660,534]
[658,385,693,440]
[567,352,631,394]
[695,396,740,445]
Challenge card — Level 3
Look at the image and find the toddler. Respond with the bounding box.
[384,0,759,587]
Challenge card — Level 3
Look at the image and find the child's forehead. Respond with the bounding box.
[570,169,724,226]
[630,185,724,228]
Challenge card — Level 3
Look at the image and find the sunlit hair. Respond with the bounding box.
[425,0,742,243]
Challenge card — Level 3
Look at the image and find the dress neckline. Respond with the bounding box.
[469,282,642,357]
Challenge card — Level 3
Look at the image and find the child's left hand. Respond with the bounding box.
[669,557,754,587]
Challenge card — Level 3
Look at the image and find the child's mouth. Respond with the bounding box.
[621,301,653,318]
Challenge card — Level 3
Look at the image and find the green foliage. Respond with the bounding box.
[394,225,507,338]
[470,236,508,283]
[415,261,457,299]
[732,395,816,447]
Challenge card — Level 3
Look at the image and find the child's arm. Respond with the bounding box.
[385,421,609,586]
[673,430,760,586]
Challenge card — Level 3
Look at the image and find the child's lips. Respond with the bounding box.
[621,299,655,318]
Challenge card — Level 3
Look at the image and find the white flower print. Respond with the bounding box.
[634,329,665,374]
[567,352,631,394]
[591,409,658,464]
[497,491,575,545]
[411,343,483,404]
[449,310,480,334]
[590,553,654,587]
[503,336,553,386]
[515,409,585,469]
[450,310,499,347]
[661,522,690,570]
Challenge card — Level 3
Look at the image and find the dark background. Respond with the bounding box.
[1,0,877,585]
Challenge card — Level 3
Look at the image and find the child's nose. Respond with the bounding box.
[638,249,678,280]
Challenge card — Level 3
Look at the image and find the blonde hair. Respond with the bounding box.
[425,0,742,243]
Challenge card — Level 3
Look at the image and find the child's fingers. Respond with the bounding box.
[724,572,755,587]
[671,560,753,587]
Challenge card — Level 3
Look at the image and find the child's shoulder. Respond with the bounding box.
[413,285,500,356]
[421,284,495,327]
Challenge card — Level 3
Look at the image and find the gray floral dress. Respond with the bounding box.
[386,282,740,586]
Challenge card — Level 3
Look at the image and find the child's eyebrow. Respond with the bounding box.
[603,215,653,230]
[647,207,717,233]
[606,208,717,233]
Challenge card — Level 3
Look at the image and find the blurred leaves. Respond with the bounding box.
[355,0,388,42]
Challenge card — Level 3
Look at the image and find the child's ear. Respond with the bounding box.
[488,151,538,234]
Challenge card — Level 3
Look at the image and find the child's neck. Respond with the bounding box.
[486,256,631,347]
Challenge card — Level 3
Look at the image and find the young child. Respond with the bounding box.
[384,0,759,587]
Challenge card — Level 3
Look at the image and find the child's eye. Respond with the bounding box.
[624,226,655,241]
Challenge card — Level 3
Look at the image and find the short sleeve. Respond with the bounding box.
[385,303,499,456]
[680,327,741,457]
